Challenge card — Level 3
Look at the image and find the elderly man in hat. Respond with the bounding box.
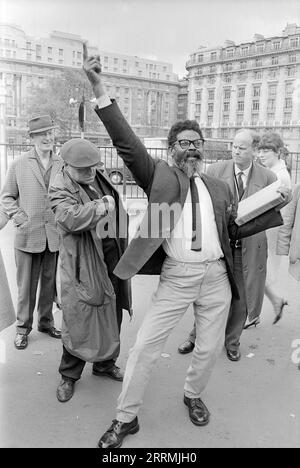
[0,115,62,349]
[49,138,132,403]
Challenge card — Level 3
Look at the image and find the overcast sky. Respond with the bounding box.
[1,0,299,77]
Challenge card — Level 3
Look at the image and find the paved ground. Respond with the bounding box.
[0,200,300,448]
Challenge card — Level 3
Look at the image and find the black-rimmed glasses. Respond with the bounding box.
[177,139,204,150]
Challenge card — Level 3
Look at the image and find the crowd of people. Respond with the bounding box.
[0,44,299,448]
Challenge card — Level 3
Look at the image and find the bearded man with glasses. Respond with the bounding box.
[83,45,290,448]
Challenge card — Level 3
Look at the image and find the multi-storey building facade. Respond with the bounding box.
[0,24,179,144]
[186,24,300,151]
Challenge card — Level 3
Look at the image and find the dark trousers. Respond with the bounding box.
[187,249,247,352]
[225,247,248,351]
[15,246,58,335]
[59,270,123,382]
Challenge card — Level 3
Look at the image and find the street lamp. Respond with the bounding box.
[69,94,96,138]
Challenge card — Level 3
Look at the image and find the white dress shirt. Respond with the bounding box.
[234,164,252,199]
[163,176,223,263]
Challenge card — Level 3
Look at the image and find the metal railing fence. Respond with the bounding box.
[0,144,299,198]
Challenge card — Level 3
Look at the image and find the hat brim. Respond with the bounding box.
[66,161,104,168]
[29,125,59,135]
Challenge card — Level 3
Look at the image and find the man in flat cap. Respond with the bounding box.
[49,138,132,403]
[0,115,62,349]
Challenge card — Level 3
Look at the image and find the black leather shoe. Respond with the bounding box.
[183,395,210,426]
[98,418,139,448]
[92,364,123,381]
[56,379,75,403]
[14,333,28,350]
[178,340,195,354]
[38,327,61,339]
[226,349,241,362]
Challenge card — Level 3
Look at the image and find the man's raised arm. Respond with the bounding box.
[82,43,155,191]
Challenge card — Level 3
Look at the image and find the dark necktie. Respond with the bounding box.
[190,177,202,252]
[237,172,245,201]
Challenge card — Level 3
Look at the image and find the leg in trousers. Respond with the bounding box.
[37,246,57,331]
[184,260,232,398]
[59,345,86,381]
[225,248,247,352]
[15,249,43,335]
[115,258,219,424]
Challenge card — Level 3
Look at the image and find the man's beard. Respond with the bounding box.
[173,150,204,178]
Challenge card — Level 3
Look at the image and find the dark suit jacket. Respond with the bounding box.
[95,102,283,298]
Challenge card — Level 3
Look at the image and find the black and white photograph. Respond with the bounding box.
[0,0,300,451]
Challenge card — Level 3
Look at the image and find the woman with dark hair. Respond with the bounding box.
[256,131,292,325]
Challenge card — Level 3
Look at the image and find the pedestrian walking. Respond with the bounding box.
[258,131,291,323]
[0,115,62,349]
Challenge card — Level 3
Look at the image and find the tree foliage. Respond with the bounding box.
[27,69,102,140]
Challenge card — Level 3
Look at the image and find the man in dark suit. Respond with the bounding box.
[83,47,289,448]
[178,129,280,362]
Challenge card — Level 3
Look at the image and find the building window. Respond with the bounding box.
[238,87,246,98]
[256,43,265,53]
[223,102,230,112]
[240,61,247,69]
[208,89,215,100]
[253,71,262,80]
[210,52,217,61]
[5,50,11,58]
[271,56,278,65]
[26,53,31,60]
[253,85,261,97]
[224,89,231,100]
[208,76,216,84]
[237,101,244,111]
[206,129,212,138]
[36,45,41,54]
[285,98,293,109]
[236,114,244,125]
[48,58,52,62]
[48,47,52,54]
[195,104,201,114]
[241,46,249,56]
[135,61,139,67]
[227,49,234,58]
[207,103,214,113]
[268,84,277,96]
[221,129,229,138]
[285,82,294,95]
[196,90,202,101]
[267,113,275,124]
[237,72,247,81]
[290,37,299,48]
[207,115,213,125]
[255,58,262,67]
[196,67,203,76]
[224,74,232,83]
[272,41,281,50]
[283,113,292,124]
[197,54,203,63]
[251,113,259,125]
[114,58,118,64]
[224,63,232,72]
[252,100,260,111]
[26,41,31,49]
[289,54,296,63]
[209,65,216,73]
[267,99,276,111]
[287,66,296,77]
[222,114,229,124]
[59,49,63,56]
[269,68,278,78]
